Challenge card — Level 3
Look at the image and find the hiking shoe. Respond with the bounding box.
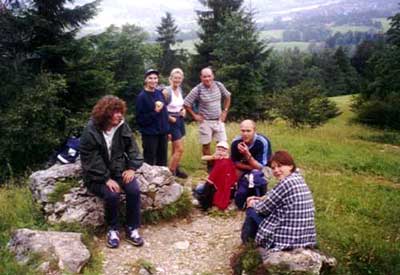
[106,229,120,248]
[175,167,188,179]
[126,227,144,247]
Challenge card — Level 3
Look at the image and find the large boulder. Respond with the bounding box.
[259,248,337,274]
[8,229,90,273]
[29,161,183,227]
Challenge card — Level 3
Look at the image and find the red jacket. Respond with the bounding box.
[208,159,238,210]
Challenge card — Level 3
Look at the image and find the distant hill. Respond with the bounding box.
[80,0,399,36]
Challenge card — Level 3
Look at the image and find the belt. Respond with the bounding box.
[168,112,181,117]
[205,118,220,121]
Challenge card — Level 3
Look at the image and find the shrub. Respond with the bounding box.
[272,81,341,128]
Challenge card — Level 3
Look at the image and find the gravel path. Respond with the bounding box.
[101,209,244,275]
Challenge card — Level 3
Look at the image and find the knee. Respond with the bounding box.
[175,145,184,156]
[125,180,141,197]
[104,190,120,203]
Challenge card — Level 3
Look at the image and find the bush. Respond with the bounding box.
[230,243,265,275]
[352,93,400,130]
[0,73,68,182]
[272,81,341,128]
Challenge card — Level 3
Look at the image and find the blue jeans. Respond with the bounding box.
[89,178,141,230]
[241,207,264,243]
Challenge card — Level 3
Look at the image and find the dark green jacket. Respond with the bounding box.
[80,119,143,187]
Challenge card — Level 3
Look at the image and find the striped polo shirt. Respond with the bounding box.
[184,81,231,120]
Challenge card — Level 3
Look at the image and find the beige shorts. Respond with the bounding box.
[199,120,227,145]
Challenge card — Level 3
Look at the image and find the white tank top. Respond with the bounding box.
[166,86,184,113]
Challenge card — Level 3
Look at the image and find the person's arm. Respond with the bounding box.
[135,93,158,127]
[184,87,204,122]
[253,180,290,215]
[217,82,231,122]
[236,142,262,170]
[220,95,231,122]
[80,126,110,184]
[201,155,215,161]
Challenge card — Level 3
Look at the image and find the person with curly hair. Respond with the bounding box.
[80,95,144,249]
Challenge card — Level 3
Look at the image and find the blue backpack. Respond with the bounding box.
[234,170,267,209]
[57,136,80,164]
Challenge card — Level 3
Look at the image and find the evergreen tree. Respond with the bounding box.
[190,0,243,84]
[352,10,400,129]
[156,12,182,76]
[0,0,101,181]
[211,11,270,119]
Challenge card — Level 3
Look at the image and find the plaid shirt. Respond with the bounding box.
[254,171,317,250]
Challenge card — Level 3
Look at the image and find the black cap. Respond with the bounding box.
[144,68,159,78]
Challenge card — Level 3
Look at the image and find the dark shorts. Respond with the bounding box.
[169,115,185,141]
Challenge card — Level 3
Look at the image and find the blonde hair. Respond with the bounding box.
[169,68,184,81]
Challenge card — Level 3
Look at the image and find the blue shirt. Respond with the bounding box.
[230,133,271,169]
[135,89,169,135]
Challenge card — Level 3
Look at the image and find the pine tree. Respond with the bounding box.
[190,0,243,84]
[211,11,270,119]
[156,12,182,76]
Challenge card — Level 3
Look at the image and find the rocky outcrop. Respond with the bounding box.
[8,229,90,273]
[259,248,337,274]
[29,161,183,227]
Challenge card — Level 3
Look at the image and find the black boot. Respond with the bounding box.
[175,166,188,179]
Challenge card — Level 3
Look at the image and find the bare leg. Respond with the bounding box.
[169,138,184,173]
[202,143,213,172]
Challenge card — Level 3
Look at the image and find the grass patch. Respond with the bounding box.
[0,183,103,275]
[230,243,264,275]
[132,258,156,274]
[330,25,372,33]
[47,179,81,203]
[269,41,310,52]
[259,29,284,40]
[142,190,193,224]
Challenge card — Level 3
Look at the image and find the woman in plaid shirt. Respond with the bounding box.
[241,151,317,250]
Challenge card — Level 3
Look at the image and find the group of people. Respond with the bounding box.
[79,66,317,253]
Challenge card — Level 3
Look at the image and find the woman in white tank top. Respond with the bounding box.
[162,68,188,178]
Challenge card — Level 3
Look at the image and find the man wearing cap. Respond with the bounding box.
[184,67,231,169]
[231,119,272,176]
[135,69,169,166]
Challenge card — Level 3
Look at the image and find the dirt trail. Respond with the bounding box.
[101,209,244,275]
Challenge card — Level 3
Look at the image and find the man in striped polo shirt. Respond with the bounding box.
[184,68,231,167]
[231,120,272,176]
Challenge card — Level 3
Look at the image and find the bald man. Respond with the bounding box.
[230,120,272,176]
[184,67,231,164]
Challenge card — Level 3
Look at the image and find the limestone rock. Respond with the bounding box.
[8,229,90,273]
[259,248,337,274]
[29,161,183,227]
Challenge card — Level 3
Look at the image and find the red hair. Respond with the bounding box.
[269,150,297,172]
[91,95,127,131]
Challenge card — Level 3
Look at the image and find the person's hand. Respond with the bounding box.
[220,110,227,122]
[194,113,204,123]
[179,108,186,117]
[246,196,261,208]
[122,169,135,184]
[238,142,250,157]
[154,101,164,113]
[169,116,177,123]
[106,179,121,193]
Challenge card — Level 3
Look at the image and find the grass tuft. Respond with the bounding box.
[142,190,193,224]
[47,179,81,203]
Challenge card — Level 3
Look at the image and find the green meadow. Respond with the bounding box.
[181,95,400,274]
[1,95,400,274]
